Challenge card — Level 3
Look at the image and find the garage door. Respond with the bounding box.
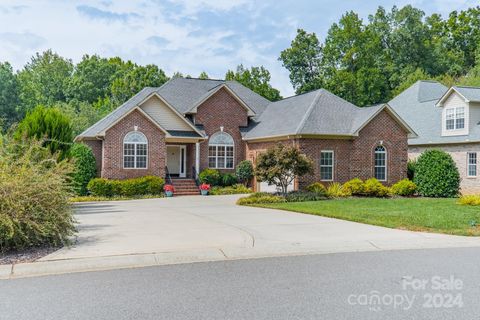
[258,180,295,193]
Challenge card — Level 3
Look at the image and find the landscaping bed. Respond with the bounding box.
[0,245,60,265]
[253,197,480,236]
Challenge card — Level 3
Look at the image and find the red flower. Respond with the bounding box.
[199,183,210,191]
[163,184,175,192]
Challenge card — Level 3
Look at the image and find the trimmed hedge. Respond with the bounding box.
[390,179,417,196]
[342,178,364,195]
[414,150,460,198]
[363,178,390,197]
[87,176,165,197]
[70,143,97,196]
[199,169,221,186]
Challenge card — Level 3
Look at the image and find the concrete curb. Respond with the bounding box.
[3,241,480,280]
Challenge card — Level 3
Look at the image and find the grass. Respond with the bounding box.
[70,194,163,202]
[254,197,480,236]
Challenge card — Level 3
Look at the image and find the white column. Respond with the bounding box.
[195,142,200,178]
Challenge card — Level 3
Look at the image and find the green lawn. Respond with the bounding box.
[256,198,480,236]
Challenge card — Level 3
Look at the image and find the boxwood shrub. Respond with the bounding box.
[390,179,417,196]
[414,150,460,198]
[362,178,390,197]
[87,176,165,197]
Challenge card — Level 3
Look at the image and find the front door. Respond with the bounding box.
[166,145,186,178]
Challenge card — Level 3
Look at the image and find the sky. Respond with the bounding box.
[0,0,478,96]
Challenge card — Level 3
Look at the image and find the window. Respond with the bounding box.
[123,131,147,169]
[320,151,334,181]
[468,152,477,177]
[208,132,234,169]
[374,146,387,181]
[445,107,465,130]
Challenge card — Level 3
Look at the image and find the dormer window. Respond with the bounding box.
[445,107,465,130]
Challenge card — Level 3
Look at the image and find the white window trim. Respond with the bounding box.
[467,152,477,178]
[445,107,465,131]
[208,132,235,169]
[320,150,334,181]
[123,131,148,170]
[374,146,387,182]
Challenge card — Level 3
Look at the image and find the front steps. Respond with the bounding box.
[171,178,200,196]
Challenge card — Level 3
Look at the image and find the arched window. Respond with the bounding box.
[123,131,148,169]
[208,132,234,169]
[374,145,386,181]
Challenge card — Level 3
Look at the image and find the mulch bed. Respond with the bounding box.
[0,246,61,265]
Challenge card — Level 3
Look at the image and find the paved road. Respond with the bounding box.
[2,247,480,320]
[43,195,480,261]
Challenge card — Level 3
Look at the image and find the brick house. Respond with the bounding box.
[76,78,415,193]
[389,80,480,194]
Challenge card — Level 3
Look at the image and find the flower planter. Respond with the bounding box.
[201,189,209,196]
[165,191,174,197]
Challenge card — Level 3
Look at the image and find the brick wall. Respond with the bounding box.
[102,109,166,179]
[83,139,102,177]
[245,110,409,190]
[350,110,408,185]
[195,87,249,173]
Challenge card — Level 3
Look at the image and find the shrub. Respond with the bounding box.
[342,178,365,195]
[458,195,480,206]
[15,105,73,159]
[305,182,327,195]
[363,178,390,197]
[87,176,165,197]
[391,179,417,196]
[407,159,417,180]
[414,150,460,198]
[199,168,221,186]
[221,173,238,187]
[236,160,254,186]
[326,183,350,198]
[210,184,252,195]
[0,138,75,252]
[236,193,286,205]
[70,143,97,196]
[285,191,327,202]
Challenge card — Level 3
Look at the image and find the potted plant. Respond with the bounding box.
[199,183,210,196]
[164,184,175,197]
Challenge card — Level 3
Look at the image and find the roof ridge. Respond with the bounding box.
[294,90,323,134]
[277,88,323,101]
[454,84,480,89]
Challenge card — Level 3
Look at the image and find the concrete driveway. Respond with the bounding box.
[43,195,480,261]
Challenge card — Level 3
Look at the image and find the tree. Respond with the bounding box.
[110,63,168,106]
[15,105,73,158]
[0,62,20,131]
[236,160,253,186]
[414,149,460,197]
[70,143,97,195]
[59,101,110,136]
[17,50,73,113]
[64,54,119,103]
[225,65,282,101]
[279,29,323,94]
[255,143,313,195]
[198,71,209,79]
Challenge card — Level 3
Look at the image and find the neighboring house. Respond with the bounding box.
[76,78,415,192]
[389,80,480,194]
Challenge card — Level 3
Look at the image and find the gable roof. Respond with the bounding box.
[437,85,480,106]
[388,80,480,145]
[157,78,270,116]
[244,89,416,140]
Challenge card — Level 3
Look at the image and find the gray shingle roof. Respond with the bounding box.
[243,89,390,139]
[76,78,270,139]
[388,80,480,145]
[454,86,480,102]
